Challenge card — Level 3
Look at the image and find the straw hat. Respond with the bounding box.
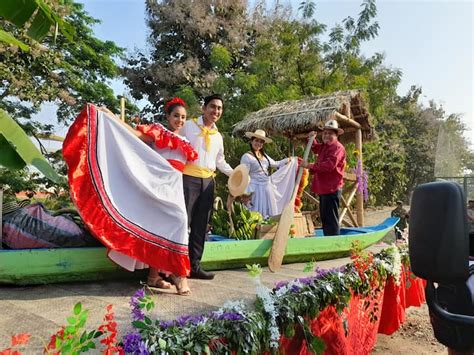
[320,119,344,136]
[244,129,273,143]
[228,164,250,197]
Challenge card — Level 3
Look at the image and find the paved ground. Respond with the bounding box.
[0,208,396,352]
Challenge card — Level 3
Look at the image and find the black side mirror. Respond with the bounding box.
[409,181,474,352]
[409,181,469,283]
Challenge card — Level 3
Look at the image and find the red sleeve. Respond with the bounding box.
[312,144,344,173]
[136,124,198,162]
[311,140,322,154]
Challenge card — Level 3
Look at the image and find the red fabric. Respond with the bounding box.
[345,291,385,354]
[405,271,426,308]
[168,159,185,172]
[280,290,386,355]
[311,305,350,354]
[63,104,191,276]
[136,124,198,162]
[309,140,346,195]
[279,270,426,354]
[378,273,406,335]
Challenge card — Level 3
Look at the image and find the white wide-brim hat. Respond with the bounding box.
[244,129,273,143]
[320,119,344,136]
[228,164,251,197]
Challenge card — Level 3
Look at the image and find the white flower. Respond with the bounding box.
[256,283,280,349]
[385,244,402,285]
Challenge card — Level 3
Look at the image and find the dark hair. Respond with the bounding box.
[204,94,224,107]
[249,140,272,176]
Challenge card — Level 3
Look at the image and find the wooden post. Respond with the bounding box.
[355,128,364,226]
[120,96,125,122]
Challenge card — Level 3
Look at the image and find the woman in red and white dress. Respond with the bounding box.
[63,98,196,295]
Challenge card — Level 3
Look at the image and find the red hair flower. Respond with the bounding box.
[164,97,187,113]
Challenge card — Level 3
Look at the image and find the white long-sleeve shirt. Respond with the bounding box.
[181,117,233,176]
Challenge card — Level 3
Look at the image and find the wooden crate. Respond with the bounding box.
[255,212,315,239]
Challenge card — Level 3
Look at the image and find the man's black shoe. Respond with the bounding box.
[190,269,215,280]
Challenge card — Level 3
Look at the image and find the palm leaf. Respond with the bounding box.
[0,0,74,45]
[0,109,61,183]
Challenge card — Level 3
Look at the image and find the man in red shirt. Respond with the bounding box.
[303,120,346,235]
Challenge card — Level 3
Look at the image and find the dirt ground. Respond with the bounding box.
[366,207,446,354]
[373,304,445,354]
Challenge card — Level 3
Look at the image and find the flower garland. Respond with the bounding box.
[119,243,410,354]
[295,159,310,212]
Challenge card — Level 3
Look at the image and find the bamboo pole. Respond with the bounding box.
[120,96,125,122]
[339,182,358,224]
[355,128,364,226]
[333,111,361,129]
[304,190,320,207]
[37,134,65,142]
[340,195,358,227]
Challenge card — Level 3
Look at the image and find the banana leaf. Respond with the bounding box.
[0,109,60,183]
[0,0,74,50]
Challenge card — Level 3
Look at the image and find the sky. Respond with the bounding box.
[36,0,473,152]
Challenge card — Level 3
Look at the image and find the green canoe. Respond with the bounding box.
[0,218,397,285]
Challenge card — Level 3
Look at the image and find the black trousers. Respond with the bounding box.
[319,190,341,236]
[183,175,215,272]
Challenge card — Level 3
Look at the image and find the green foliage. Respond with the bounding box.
[0,0,74,49]
[210,44,232,71]
[48,302,104,354]
[125,0,473,206]
[246,263,263,278]
[124,0,252,118]
[0,109,60,182]
[0,1,137,200]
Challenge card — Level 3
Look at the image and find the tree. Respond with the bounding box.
[124,0,472,206]
[0,1,135,200]
[0,1,135,127]
[124,0,253,118]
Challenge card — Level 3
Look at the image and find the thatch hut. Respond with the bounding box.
[232,90,373,227]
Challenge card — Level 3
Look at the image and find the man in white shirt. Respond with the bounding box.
[181,94,233,279]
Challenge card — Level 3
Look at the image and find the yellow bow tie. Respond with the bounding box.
[195,120,217,152]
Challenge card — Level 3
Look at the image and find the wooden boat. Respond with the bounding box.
[0,217,398,285]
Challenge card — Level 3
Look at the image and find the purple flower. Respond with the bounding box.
[290,284,301,293]
[130,288,146,321]
[298,277,316,285]
[123,332,142,353]
[352,160,369,202]
[275,280,289,289]
[131,307,145,321]
[214,312,244,321]
[136,341,149,355]
[176,314,205,327]
[159,320,174,328]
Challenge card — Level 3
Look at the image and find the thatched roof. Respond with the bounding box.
[232,90,373,143]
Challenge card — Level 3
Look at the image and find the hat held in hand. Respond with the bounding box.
[228,164,250,197]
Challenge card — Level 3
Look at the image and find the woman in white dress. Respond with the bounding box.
[240,129,296,218]
[112,97,196,295]
[65,98,196,296]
